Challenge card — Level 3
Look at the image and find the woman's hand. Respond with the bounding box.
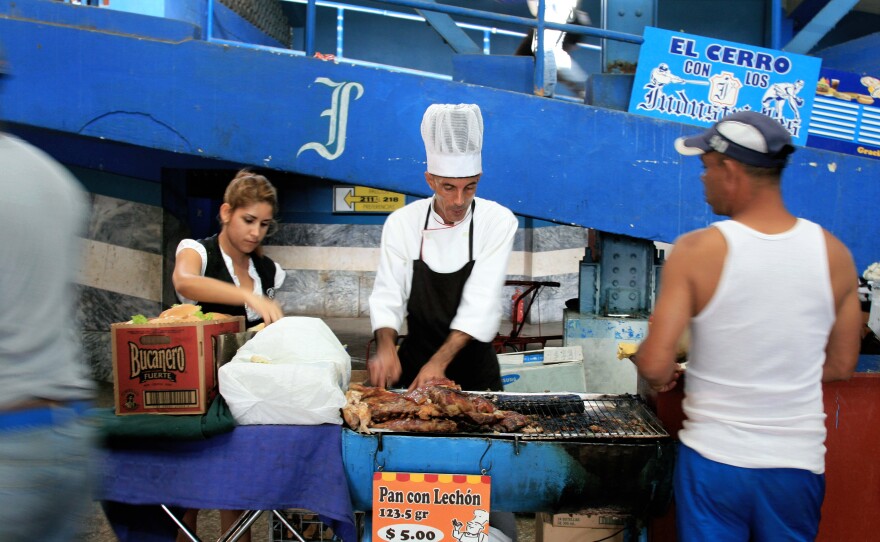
[245,293,284,325]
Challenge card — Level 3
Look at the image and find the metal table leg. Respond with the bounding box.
[220,510,264,542]
[162,506,303,542]
[162,505,200,541]
[271,510,308,542]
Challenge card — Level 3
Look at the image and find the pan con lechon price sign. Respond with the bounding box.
[333,185,405,213]
[628,27,821,146]
[372,471,492,542]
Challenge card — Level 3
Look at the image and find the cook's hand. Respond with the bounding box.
[245,293,284,325]
[369,343,402,389]
[407,361,446,393]
[650,362,685,393]
[630,354,684,393]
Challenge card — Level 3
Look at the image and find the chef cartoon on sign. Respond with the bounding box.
[452,509,489,542]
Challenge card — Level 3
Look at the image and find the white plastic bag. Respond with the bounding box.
[219,317,351,425]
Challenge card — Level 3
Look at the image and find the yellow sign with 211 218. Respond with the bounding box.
[333,185,405,213]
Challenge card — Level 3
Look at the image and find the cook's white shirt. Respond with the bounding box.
[369,196,517,343]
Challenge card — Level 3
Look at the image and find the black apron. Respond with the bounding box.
[396,201,503,391]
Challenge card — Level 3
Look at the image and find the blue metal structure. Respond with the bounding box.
[1,0,879,271]
[784,0,860,53]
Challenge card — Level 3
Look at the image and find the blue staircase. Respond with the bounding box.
[1,0,879,269]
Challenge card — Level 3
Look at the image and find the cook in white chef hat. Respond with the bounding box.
[421,103,483,178]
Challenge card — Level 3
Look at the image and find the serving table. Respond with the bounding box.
[99,424,357,542]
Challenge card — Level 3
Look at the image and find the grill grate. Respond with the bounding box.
[486,393,668,440]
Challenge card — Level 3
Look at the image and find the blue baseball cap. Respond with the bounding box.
[674,111,795,168]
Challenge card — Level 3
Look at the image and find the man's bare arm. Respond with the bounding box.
[635,233,702,391]
[822,233,861,382]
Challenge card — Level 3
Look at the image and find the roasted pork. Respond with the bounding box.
[342,379,537,434]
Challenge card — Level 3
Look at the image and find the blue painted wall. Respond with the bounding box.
[2,0,879,271]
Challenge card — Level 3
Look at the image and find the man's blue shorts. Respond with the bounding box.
[674,443,825,542]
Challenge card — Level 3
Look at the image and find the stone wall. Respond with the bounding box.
[75,193,588,382]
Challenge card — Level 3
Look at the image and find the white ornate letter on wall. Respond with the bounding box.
[297,78,364,160]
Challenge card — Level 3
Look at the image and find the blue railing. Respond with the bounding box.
[294,0,543,56]
[206,0,644,93]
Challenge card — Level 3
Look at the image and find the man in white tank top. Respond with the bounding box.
[634,111,861,541]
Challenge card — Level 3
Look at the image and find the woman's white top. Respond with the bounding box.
[175,239,285,322]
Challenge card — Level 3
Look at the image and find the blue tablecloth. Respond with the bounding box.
[98,424,356,542]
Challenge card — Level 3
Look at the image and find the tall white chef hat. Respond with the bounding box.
[421,103,483,178]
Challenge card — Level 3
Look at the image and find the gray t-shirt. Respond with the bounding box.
[0,134,94,408]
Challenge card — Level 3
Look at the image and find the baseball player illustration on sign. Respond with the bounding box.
[641,62,710,106]
[452,509,489,542]
[762,79,806,120]
[646,63,686,90]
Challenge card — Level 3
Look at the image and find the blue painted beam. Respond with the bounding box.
[415,0,482,55]
[814,31,880,73]
[788,0,831,31]
[1,0,879,273]
[784,0,859,54]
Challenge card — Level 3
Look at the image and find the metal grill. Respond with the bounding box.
[485,393,669,440]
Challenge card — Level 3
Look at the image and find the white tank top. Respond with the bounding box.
[680,219,835,474]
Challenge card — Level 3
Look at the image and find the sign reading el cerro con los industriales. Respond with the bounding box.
[628,27,821,146]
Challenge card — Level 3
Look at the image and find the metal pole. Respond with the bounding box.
[206,0,214,41]
[336,7,344,58]
[161,505,200,542]
[306,0,317,56]
[535,0,545,96]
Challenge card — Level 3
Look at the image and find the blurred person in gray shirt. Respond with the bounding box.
[0,49,96,541]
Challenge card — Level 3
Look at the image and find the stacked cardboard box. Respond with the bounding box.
[111,316,244,415]
[535,511,628,542]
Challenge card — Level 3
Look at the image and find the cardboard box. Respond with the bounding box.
[548,512,628,529]
[111,316,244,415]
[535,512,627,542]
[500,360,587,393]
[497,346,583,365]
